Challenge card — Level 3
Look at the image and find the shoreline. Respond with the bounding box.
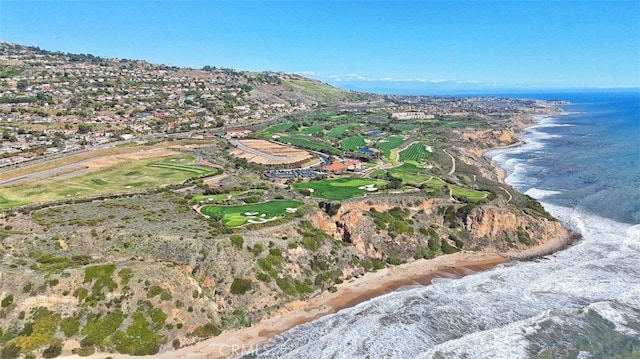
[108,251,511,359]
[70,251,513,359]
[72,112,577,359]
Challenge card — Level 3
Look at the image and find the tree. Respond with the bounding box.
[77,123,92,134]
[16,79,28,91]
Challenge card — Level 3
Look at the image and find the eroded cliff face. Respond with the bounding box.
[463,201,570,252]
[311,196,571,260]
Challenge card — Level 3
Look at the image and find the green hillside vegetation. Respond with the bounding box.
[264,122,298,133]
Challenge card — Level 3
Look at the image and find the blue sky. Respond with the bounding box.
[1,1,638,93]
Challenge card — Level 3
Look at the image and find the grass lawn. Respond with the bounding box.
[293,178,387,200]
[200,200,303,227]
[0,155,216,207]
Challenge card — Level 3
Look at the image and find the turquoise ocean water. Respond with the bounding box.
[248,91,640,359]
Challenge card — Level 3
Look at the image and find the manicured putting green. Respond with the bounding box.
[200,200,303,227]
[293,178,387,200]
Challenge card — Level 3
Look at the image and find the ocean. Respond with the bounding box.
[248,91,640,359]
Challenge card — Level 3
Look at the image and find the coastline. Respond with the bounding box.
[73,252,511,359]
[74,112,578,359]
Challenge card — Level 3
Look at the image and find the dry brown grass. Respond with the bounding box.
[231,139,315,165]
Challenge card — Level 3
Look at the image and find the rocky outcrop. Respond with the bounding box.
[464,202,570,252]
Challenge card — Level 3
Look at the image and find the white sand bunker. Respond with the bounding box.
[358,184,379,191]
[244,212,259,216]
[285,207,298,213]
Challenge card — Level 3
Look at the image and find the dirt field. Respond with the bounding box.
[230,139,317,165]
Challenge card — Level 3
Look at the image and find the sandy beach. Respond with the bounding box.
[118,233,575,359]
[72,251,511,359]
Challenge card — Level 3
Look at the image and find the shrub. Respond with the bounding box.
[386,256,404,265]
[42,342,62,358]
[230,235,244,249]
[117,268,133,285]
[1,294,13,307]
[230,278,252,295]
[276,277,297,296]
[193,323,221,338]
[370,258,386,270]
[256,272,271,283]
[60,315,81,337]
[146,285,163,299]
[251,243,265,256]
[441,239,459,254]
[301,235,324,251]
[1,342,20,359]
[295,280,313,294]
[72,347,95,356]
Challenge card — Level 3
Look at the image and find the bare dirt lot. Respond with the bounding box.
[230,139,317,165]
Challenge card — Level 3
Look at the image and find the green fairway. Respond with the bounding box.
[298,125,325,135]
[264,122,298,133]
[451,186,487,203]
[340,136,367,151]
[376,136,404,157]
[424,177,447,189]
[293,178,387,200]
[0,155,216,207]
[387,163,432,184]
[326,124,358,138]
[200,200,304,227]
[399,142,433,162]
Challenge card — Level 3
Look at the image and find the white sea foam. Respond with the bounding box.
[252,103,640,358]
[253,206,639,359]
[524,187,562,199]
